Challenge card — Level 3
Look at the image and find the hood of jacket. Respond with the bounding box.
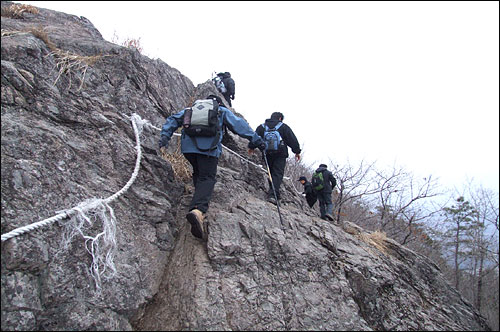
[316,166,328,173]
[264,118,281,129]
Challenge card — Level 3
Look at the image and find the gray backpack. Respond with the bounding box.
[183,99,221,151]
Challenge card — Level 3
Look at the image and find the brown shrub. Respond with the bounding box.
[1,3,39,19]
[159,135,192,182]
[122,37,143,53]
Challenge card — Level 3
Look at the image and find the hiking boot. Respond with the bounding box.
[186,209,206,240]
[267,196,277,204]
[325,214,334,221]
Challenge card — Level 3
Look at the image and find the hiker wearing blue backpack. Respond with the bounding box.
[159,95,266,240]
[249,112,301,204]
[312,164,337,221]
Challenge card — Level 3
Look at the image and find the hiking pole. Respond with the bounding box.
[262,151,285,229]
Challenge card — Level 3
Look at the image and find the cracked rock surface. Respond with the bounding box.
[1,2,491,331]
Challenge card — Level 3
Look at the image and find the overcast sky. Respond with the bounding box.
[19,1,500,194]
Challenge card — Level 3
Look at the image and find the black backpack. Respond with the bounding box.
[183,99,221,151]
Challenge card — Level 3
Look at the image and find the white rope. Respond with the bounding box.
[1,113,143,242]
[1,113,297,244]
[144,122,268,172]
[222,145,267,171]
[56,198,118,292]
[144,121,297,184]
[0,111,302,289]
[103,113,142,204]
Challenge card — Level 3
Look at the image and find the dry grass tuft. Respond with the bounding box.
[2,29,20,37]
[1,3,39,19]
[111,32,144,54]
[159,136,192,181]
[122,37,143,53]
[360,230,389,255]
[49,50,104,89]
[21,26,112,90]
[26,26,56,50]
[1,29,27,37]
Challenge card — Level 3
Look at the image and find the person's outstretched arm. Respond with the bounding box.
[159,110,184,148]
[222,108,264,148]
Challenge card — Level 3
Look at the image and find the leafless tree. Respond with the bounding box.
[371,167,443,245]
[285,148,315,193]
[329,158,382,224]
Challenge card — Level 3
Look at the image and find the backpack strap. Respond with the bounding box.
[263,122,283,131]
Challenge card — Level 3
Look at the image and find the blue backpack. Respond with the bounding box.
[213,76,227,93]
[263,122,283,153]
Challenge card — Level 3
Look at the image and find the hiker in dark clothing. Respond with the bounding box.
[221,72,235,107]
[213,73,227,101]
[159,95,265,240]
[298,176,317,208]
[249,112,301,204]
[313,164,337,221]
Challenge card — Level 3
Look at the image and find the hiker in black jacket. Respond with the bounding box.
[313,164,337,221]
[221,72,235,107]
[249,112,301,204]
[298,176,317,208]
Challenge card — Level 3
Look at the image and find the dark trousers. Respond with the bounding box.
[265,154,286,199]
[184,153,219,213]
[222,92,232,107]
[317,191,333,218]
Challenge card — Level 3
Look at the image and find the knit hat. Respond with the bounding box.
[298,176,307,182]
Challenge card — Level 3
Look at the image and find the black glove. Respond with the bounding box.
[159,136,169,149]
[257,142,267,152]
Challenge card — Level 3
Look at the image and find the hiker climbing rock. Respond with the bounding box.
[212,73,227,103]
[216,72,235,107]
[159,95,265,240]
[298,176,317,208]
[249,112,301,204]
[312,164,337,221]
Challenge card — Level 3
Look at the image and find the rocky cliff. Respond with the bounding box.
[0,2,491,331]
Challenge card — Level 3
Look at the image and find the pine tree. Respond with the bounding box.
[442,196,478,289]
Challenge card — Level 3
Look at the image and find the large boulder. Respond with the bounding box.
[1,2,491,331]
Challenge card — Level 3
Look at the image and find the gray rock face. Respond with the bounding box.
[1,2,491,331]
